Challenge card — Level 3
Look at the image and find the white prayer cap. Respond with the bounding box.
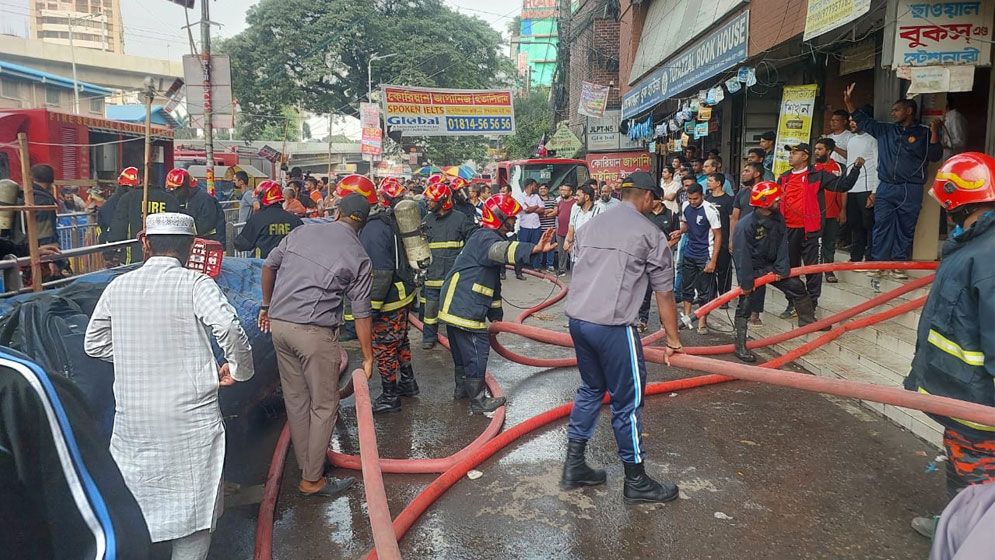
[145,212,196,236]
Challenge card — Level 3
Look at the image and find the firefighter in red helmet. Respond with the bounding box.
[904,152,995,539]
[438,194,557,412]
[98,167,140,243]
[730,181,818,363]
[362,175,418,414]
[233,181,304,258]
[108,167,179,243]
[419,181,477,352]
[164,168,226,245]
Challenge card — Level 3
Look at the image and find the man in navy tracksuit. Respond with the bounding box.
[844,85,942,276]
[561,172,685,504]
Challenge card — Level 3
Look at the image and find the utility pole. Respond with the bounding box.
[201,0,216,196]
[556,0,571,124]
[67,14,80,114]
[141,77,155,227]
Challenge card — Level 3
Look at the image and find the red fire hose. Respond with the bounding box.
[352,369,402,560]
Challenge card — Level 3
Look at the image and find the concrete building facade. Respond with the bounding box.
[29,0,125,53]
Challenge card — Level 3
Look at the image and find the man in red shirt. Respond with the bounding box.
[814,138,847,284]
[776,143,864,319]
[555,184,576,276]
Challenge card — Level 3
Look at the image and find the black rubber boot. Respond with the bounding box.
[795,296,830,331]
[453,366,467,400]
[421,339,436,350]
[734,317,757,363]
[371,378,401,414]
[622,462,679,504]
[465,377,506,414]
[397,363,419,397]
[560,439,607,489]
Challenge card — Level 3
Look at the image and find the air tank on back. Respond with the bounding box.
[393,198,432,272]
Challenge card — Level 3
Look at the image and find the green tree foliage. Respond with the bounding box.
[502,89,552,160]
[218,0,512,153]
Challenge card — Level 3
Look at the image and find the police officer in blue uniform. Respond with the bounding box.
[438,193,558,413]
[560,171,684,504]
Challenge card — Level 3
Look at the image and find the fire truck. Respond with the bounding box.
[495,157,591,197]
[0,109,174,187]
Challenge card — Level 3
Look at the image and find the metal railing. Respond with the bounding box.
[56,211,103,274]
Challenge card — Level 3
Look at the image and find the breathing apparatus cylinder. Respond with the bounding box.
[0,179,19,231]
[393,199,432,272]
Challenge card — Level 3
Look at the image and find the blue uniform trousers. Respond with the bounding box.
[421,287,442,343]
[447,326,490,379]
[871,181,923,262]
[566,318,647,464]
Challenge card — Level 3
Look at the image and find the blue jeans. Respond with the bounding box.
[871,181,923,261]
[518,226,542,268]
[567,318,647,464]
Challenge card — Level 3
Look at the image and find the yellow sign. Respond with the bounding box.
[773,84,818,177]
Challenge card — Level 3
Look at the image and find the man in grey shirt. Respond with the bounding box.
[560,171,685,505]
[235,171,257,224]
[258,193,374,498]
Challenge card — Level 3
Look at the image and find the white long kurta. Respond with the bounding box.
[84,256,254,542]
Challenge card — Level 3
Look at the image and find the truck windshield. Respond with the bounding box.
[510,163,590,197]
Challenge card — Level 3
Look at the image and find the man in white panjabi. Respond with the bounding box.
[84,212,254,560]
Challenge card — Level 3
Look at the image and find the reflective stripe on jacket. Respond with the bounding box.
[438,228,535,331]
[423,209,478,286]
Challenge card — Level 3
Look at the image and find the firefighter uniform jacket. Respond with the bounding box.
[108,187,180,242]
[732,211,791,292]
[359,210,415,312]
[904,212,995,438]
[423,209,478,289]
[233,204,303,258]
[439,228,536,331]
[180,188,225,243]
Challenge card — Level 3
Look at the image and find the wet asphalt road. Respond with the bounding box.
[201,273,947,560]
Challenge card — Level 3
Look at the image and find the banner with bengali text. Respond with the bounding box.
[585,151,653,184]
[892,1,993,67]
[381,85,516,136]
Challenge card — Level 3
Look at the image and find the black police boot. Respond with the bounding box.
[622,462,679,504]
[371,378,401,414]
[397,363,419,397]
[734,317,757,363]
[453,366,467,400]
[465,377,506,414]
[560,439,607,489]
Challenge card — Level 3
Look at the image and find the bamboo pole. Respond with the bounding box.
[16,133,43,292]
[141,84,154,227]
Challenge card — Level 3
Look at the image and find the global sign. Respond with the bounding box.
[622,11,749,120]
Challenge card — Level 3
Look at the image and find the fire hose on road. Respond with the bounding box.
[253,262,995,560]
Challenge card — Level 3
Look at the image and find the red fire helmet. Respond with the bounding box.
[930,152,995,211]
[335,174,378,205]
[258,180,284,207]
[449,177,469,191]
[118,167,140,187]
[749,181,782,209]
[426,173,448,186]
[424,182,453,212]
[165,168,192,190]
[378,177,406,207]
[480,193,521,230]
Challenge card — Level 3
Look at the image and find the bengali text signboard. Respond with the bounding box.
[772,85,818,177]
[381,85,516,136]
[585,151,653,184]
[893,1,993,67]
[804,0,871,41]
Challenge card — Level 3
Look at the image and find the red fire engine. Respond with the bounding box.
[0,109,174,186]
[494,157,591,198]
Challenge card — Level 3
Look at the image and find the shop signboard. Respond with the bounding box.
[772,85,818,178]
[803,0,871,41]
[586,110,640,152]
[585,151,653,184]
[360,102,383,158]
[547,123,583,158]
[381,85,516,136]
[622,11,748,120]
[892,1,993,67]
